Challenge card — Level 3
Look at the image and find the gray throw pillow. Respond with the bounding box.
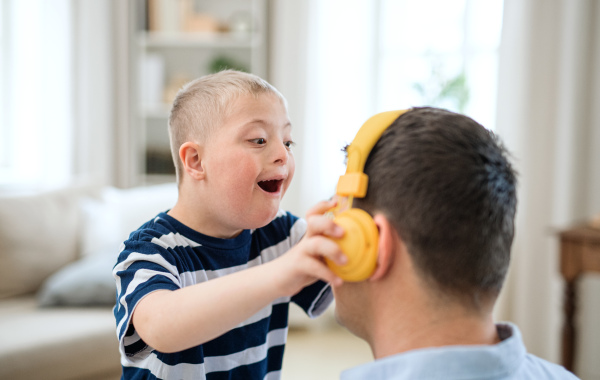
[37,251,117,307]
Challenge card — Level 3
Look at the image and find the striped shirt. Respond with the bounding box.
[113,210,332,380]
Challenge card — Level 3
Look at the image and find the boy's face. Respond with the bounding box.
[200,93,294,236]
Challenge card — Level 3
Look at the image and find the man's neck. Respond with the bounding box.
[368,292,499,359]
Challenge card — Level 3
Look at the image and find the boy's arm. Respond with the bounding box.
[132,200,345,353]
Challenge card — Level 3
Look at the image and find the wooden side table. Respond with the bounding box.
[558,225,600,372]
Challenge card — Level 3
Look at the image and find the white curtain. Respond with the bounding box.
[72,0,120,187]
[272,0,378,217]
[268,0,311,216]
[1,0,73,190]
[0,0,122,192]
[494,0,600,377]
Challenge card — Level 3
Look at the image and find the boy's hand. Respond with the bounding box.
[272,200,347,296]
[131,199,345,353]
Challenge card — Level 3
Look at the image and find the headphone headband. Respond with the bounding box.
[336,110,408,197]
[327,109,409,281]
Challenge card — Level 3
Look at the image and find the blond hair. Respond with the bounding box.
[168,70,287,183]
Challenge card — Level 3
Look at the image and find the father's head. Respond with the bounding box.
[333,107,517,339]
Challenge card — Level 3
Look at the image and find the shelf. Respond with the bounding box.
[139,31,259,48]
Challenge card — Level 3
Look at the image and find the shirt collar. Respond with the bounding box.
[341,322,526,380]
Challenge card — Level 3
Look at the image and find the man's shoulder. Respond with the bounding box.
[493,323,578,379]
[497,323,579,379]
[522,354,580,379]
[341,322,580,380]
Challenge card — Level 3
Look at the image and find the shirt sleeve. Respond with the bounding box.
[113,233,182,363]
[291,280,333,318]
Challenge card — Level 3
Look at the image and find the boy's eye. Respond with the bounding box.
[284,141,295,149]
[250,138,266,145]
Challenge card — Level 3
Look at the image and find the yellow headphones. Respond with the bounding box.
[325,110,409,282]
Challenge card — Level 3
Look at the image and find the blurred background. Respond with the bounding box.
[0,0,599,379]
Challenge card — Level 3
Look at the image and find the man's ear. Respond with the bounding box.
[179,142,205,181]
[369,213,398,281]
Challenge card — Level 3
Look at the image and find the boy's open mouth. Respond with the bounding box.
[258,179,283,193]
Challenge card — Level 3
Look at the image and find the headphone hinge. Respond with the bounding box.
[336,173,369,198]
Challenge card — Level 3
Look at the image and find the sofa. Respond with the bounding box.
[0,182,178,380]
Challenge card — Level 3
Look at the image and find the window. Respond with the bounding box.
[0,0,74,190]
[293,0,504,214]
[377,0,504,129]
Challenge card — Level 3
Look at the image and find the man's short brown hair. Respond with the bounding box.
[354,107,517,308]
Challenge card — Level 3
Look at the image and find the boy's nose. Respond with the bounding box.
[272,141,289,165]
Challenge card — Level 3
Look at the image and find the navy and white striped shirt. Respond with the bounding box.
[113,209,332,380]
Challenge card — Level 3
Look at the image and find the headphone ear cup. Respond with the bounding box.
[326,208,379,282]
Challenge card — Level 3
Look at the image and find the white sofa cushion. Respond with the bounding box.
[79,183,178,257]
[0,186,99,299]
[35,182,178,306]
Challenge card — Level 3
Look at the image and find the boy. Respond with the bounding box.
[113,70,346,379]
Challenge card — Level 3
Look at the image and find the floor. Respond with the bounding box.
[281,306,373,380]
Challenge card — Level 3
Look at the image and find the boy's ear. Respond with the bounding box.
[369,213,398,282]
[179,142,205,180]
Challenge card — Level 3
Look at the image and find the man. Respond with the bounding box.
[332,107,578,379]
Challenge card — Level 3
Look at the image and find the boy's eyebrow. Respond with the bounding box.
[243,119,292,129]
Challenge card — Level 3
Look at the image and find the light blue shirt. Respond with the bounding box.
[341,323,579,380]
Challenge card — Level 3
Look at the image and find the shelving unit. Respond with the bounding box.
[129,0,269,184]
